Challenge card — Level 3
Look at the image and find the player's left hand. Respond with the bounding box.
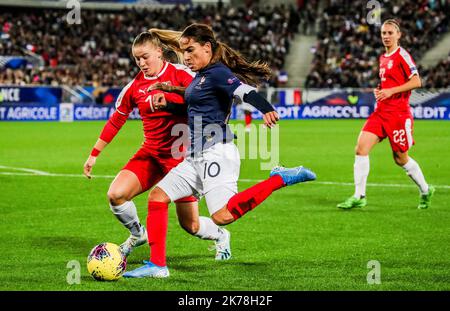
[147,82,171,92]
[374,88,394,101]
[152,93,167,110]
[263,111,279,128]
[83,155,97,179]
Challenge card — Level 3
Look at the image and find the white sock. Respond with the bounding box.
[195,216,223,241]
[402,157,429,194]
[110,201,142,237]
[354,155,370,199]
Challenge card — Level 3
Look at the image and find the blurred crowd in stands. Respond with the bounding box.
[419,53,450,88]
[0,2,302,87]
[305,0,450,89]
[0,0,448,89]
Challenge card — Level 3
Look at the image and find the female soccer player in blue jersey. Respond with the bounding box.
[124,24,316,278]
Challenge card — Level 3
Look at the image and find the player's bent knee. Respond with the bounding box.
[393,155,408,166]
[179,220,199,235]
[107,190,127,206]
[355,145,369,156]
[211,208,234,226]
[148,187,171,203]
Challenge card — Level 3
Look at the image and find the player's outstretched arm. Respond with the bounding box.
[148,83,187,95]
[83,110,128,179]
[233,84,279,128]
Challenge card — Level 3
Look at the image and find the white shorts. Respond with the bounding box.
[157,142,241,215]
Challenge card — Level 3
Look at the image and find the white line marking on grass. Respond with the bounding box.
[1,165,449,189]
[0,172,116,178]
[239,179,450,189]
[0,165,51,175]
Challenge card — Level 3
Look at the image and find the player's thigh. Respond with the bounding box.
[356,131,380,155]
[386,116,414,154]
[201,143,240,215]
[108,170,143,201]
[200,142,241,188]
[157,158,201,202]
[121,149,165,191]
[358,113,385,155]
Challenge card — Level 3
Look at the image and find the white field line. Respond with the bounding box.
[0,165,449,189]
[0,165,51,175]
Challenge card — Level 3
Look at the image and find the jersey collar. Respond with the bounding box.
[384,46,400,57]
[143,61,169,80]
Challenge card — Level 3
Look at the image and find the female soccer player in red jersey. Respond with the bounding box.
[83,31,232,262]
[123,24,316,278]
[337,19,434,210]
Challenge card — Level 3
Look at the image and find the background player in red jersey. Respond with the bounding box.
[83,31,232,261]
[337,19,435,210]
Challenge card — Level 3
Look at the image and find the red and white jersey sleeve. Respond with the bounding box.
[115,78,137,115]
[172,63,196,87]
[159,63,195,105]
[96,79,136,143]
[398,48,418,79]
[377,47,418,113]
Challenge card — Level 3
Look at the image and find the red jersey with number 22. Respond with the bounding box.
[376,46,418,113]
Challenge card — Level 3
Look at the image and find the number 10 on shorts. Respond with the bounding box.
[203,162,221,179]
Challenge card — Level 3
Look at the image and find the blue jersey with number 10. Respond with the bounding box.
[184,62,241,153]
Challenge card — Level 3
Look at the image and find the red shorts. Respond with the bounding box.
[122,148,196,203]
[362,111,414,153]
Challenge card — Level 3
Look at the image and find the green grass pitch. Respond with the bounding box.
[0,119,449,290]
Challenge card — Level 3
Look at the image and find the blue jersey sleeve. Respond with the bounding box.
[210,65,241,98]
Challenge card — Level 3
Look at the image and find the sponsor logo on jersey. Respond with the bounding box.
[195,76,206,89]
[227,76,239,84]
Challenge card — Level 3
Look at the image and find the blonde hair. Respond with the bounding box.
[382,19,401,32]
[150,24,271,86]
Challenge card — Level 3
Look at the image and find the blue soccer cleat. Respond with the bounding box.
[123,260,169,278]
[270,166,316,186]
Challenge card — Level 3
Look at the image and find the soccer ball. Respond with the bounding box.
[87,242,127,281]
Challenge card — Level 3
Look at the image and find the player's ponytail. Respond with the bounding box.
[213,41,271,86]
[133,30,184,63]
[181,23,271,86]
[148,28,184,63]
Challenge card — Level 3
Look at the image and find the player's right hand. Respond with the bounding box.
[263,111,279,128]
[152,93,168,110]
[83,156,97,179]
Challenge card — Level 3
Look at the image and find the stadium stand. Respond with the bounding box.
[0,2,298,87]
[419,52,450,89]
[305,0,450,89]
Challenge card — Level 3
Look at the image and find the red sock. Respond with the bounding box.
[227,175,285,220]
[147,201,168,267]
[245,113,252,126]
